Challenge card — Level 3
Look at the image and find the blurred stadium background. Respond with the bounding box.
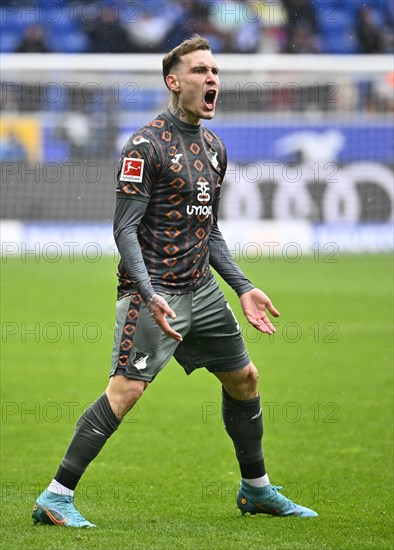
[0,0,393,256]
[1,4,393,548]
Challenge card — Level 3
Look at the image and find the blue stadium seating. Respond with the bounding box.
[0,0,392,54]
[316,6,358,54]
[0,31,21,52]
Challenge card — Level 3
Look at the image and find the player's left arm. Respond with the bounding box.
[208,199,280,334]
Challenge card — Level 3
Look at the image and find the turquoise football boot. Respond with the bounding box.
[237,481,318,517]
[32,489,95,528]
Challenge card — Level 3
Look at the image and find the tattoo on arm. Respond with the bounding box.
[146,294,160,314]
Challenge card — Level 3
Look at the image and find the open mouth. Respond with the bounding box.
[204,89,217,110]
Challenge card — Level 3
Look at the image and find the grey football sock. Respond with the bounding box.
[222,387,266,478]
[57,393,120,484]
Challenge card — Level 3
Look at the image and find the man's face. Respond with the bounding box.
[169,49,220,124]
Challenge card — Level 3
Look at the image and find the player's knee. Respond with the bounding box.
[218,362,259,400]
[243,362,259,391]
[106,376,148,418]
[122,379,148,405]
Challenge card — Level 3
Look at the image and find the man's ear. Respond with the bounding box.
[166,73,180,93]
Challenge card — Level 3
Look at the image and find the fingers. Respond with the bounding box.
[260,314,277,334]
[160,299,177,320]
[252,318,276,335]
[266,301,280,318]
[147,294,182,342]
[158,318,183,342]
[246,311,277,335]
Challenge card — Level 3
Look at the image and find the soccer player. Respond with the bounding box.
[32,35,317,527]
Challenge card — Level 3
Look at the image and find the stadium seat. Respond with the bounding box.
[321,33,359,54]
[317,7,359,53]
[0,31,21,52]
[45,30,88,53]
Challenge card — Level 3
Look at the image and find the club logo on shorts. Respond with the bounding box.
[132,350,149,370]
[120,158,144,183]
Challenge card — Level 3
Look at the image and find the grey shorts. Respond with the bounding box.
[110,277,250,382]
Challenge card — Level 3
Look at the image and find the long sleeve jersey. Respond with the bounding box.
[114,108,253,302]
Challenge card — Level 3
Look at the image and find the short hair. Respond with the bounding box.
[162,34,211,88]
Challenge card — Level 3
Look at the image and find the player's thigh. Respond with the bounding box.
[174,278,250,375]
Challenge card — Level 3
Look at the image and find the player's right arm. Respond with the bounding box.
[114,198,182,342]
[114,135,182,342]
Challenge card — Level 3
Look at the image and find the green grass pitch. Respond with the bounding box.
[1,253,393,549]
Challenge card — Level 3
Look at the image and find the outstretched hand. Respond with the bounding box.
[146,293,183,342]
[240,288,280,335]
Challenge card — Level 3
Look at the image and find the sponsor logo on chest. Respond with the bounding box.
[187,180,212,218]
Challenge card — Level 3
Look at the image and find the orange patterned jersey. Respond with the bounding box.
[116,109,227,297]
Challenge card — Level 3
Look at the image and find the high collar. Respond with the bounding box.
[163,108,201,137]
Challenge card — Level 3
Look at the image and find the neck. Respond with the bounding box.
[168,96,200,126]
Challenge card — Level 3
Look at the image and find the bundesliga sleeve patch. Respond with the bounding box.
[120,158,144,183]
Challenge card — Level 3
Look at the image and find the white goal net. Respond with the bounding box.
[1,53,393,253]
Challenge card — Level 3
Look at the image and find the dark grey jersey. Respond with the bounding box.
[115,109,227,297]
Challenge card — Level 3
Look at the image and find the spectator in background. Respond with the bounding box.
[356,6,386,53]
[124,2,184,53]
[194,0,264,53]
[281,0,321,53]
[0,132,27,162]
[233,0,264,53]
[284,21,321,54]
[84,7,133,53]
[15,24,50,53]
[164,0,216,52]
[253,0,287,53]
[370,71,394,112]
